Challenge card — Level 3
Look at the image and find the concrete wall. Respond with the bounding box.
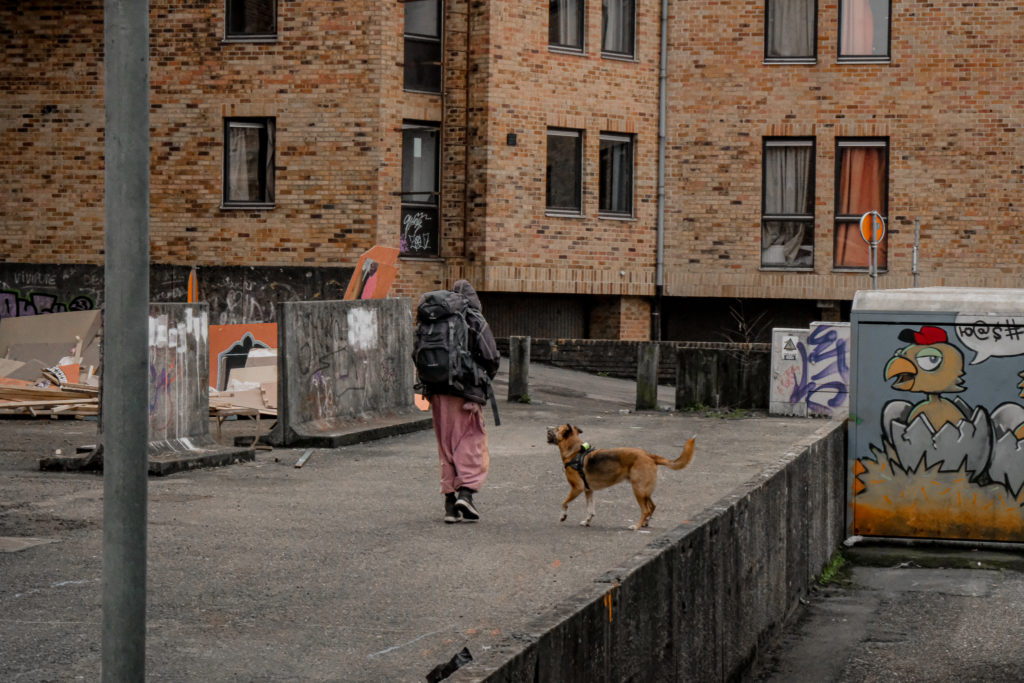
[453,419,847,682]
[148,303,209,445]
[273,297,429,447]
[497,338,772,409]
[0,263,352,325]
[40,303,256,474]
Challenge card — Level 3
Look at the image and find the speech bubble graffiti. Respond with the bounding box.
[954,313,1024,364]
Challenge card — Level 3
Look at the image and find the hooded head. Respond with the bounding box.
[452,279,482,311]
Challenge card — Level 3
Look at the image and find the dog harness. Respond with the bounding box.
[565,442,594,491]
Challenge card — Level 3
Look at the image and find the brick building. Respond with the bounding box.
[3,1,1022,340]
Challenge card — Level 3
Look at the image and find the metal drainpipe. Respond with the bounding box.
[462,0,472,263]
[653,0,668,341]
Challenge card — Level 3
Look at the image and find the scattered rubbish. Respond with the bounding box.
[0,310,101,418]
[426,647,473,683]
[294,449,314,468]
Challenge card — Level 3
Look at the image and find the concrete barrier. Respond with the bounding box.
[452,419,847,682]
[41,303,256,475]
[267,298,432,448]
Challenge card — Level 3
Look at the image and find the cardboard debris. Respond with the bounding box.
[0,309,278,421]
[0,310,102,418]
[210,382,277,417]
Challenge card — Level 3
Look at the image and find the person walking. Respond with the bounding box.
[413,279,500,523]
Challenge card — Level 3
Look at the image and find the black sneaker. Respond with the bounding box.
[455,488,480,522]
[444,493,461,524]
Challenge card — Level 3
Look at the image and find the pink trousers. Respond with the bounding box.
[430,394,490,494]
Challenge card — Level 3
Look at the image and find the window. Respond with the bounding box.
[401,122,440,256]
[765,0,816,61]
[223,118,275,207]
[602,0,635,58]
[404,0,442,93]
[834,139,888,269]
[762,138,815,268]
[838,0,890,60]
[225,0,276,40]
[599,133,633,216]
[546,128,583,214]
[550,0,585,52]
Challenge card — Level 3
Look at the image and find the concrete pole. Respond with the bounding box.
[102,0,150,680]
[636,343,660,411]
[507,336,530,402]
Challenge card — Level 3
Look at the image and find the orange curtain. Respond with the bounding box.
[841,0,874,55]
[836,147,887,268]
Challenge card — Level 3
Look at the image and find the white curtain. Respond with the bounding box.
[263,122,274,203]
[601,137,632,213]
[763,145,812,265]
[228,121,273,203]
[603,0,634,55]
[551,0,582,48]
[228,125,258,201]
[766,0,814,58]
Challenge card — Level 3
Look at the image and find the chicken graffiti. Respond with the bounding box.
[857,320,1024,541]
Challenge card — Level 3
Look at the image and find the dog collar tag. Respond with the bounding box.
[582,442,590,451]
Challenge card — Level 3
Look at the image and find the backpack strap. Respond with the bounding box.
[485,381,501,426]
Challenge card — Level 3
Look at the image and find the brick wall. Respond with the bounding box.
[664,0,1024,300]
[6,2,1024,339]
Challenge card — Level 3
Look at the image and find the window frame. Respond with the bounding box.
[403,0,443,94]
[837,0,891,63]
[222,117,276,210]
[763,0,818,64]
[833,137,889,271]
[546,128,584,216]
[598,132,635,218]
[761,137,816,269]
[601,0,636,60]
[549,0,586,54]
[400,121,442,258]
[224,0,277,43]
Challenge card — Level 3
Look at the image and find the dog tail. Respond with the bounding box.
[653,436,695,471]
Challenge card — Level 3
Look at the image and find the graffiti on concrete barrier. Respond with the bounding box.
[294,306,383,422]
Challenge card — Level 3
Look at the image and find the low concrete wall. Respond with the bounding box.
[270,298,432,448]
[453,419,847,682]
[496,338,772,410]
[41,303,256,475]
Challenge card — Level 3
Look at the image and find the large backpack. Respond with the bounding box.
[413,290,481,394]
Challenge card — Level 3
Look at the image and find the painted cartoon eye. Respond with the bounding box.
[916,349,943,371]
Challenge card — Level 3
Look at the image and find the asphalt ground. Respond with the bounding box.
[3,361,837,681]
[751,544,1024,681]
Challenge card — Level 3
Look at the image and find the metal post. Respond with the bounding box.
[871,242,878,290]
[913,218,920,287]
[102,0,150,680]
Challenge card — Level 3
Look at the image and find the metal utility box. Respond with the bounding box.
[849,287,1024,543]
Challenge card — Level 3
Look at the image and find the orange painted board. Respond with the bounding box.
[343,245,400,300]
[208,323,278,390]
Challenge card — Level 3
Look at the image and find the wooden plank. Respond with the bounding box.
[0,397,98,409]
[0,386,96,401]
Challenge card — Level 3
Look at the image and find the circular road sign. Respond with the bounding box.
[859,211,886,245]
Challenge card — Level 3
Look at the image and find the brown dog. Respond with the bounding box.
[546,424,695,530]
